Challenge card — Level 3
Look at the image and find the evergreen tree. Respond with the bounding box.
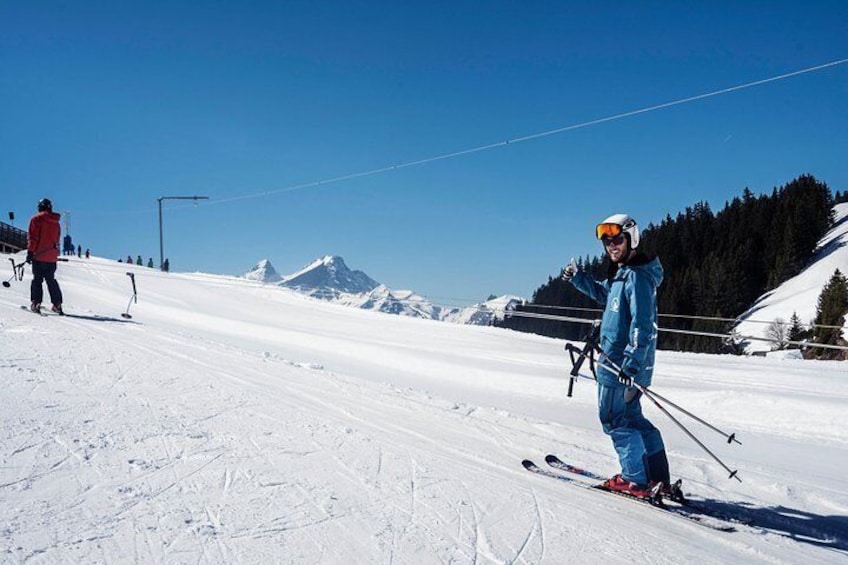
[787,311,807,348]
[812,269,848,357]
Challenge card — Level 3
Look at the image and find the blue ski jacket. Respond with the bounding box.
[570,254,663,387]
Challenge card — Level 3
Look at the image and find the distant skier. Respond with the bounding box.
[163,258,170,272]
[147,257,153,268]
[126,255,133,264]
[27,198,64,314]
[562,213,669,498]
[85,248,90,259]
[136,255,142,266]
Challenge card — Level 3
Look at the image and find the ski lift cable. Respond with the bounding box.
[192,58,848,207]
[503,310,848,352]
[524,303,843,330]
[66,57,848,223]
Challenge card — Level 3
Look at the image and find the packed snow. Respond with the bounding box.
[2,251,847,564]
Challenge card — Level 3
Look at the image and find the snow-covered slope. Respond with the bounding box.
[4,252,846,563]
[735,203,848,351]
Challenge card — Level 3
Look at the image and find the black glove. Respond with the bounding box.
[561,257,578,281]
[25,252,33,264]
[618,368,635,387]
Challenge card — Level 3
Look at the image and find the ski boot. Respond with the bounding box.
[601,474,653,499]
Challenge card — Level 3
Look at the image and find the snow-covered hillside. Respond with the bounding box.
[2,252,847,563]
[735,202,848,352]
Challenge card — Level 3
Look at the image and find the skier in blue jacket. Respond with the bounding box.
[563,213,670,498]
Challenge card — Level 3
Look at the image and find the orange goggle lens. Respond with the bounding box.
[596,222,623,240]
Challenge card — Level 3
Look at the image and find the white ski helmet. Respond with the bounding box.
[596,213,640,249]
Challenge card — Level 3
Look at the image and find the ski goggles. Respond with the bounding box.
[596,222,623,240]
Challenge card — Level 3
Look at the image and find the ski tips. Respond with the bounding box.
[521,459,538,470]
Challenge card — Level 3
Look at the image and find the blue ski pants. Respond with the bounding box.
[597,383,665,485]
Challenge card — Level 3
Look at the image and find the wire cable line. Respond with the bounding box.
[202,58,848,207]
[503,310,848,352]
[521,302,843,330]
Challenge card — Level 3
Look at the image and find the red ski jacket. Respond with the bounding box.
[27,211,61,263]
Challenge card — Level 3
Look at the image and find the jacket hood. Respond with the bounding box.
[36,211,61,221]
[627,252,663,286]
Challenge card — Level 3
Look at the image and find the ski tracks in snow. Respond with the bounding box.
[1,310,553,563]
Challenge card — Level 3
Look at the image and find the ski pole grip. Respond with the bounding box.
[564,343,584,397]
[562,321,601,399]
[126,272,138,301]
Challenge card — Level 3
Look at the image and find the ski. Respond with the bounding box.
[545,454,746,524]
[20,305,47,316]
[522,458,737,532]
[20,305,128,322]
[545,454,605,481]
[39,308,66,316]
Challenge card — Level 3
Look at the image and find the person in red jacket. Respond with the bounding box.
[27,198,64,314]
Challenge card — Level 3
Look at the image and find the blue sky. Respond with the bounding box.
[2,2,847,304]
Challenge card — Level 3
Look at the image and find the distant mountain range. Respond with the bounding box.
[243,255,523,325]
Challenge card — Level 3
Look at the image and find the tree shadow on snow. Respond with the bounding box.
[692,496,848,553]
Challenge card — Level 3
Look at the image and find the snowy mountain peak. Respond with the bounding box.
[243,259,282,283]
[281,255,379,295]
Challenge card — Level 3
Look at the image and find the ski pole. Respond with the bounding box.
[641,387,741,445]
[594,351,742,445]
[3,249,70,287]
[564,320,601,397]
[2,258,21,287]
[122,272,137,319]
[634,382,741,482]
[565,329,743,445]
